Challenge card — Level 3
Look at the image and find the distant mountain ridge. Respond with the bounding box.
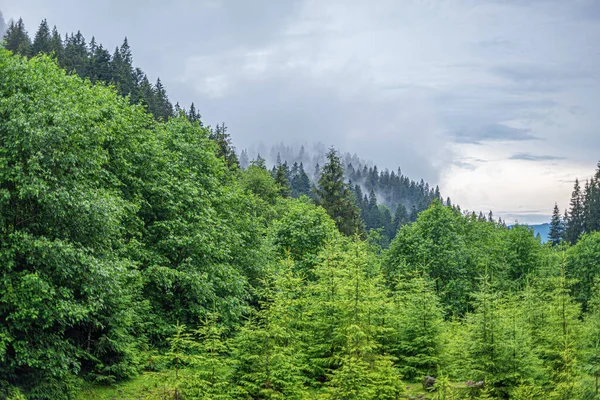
[509,223,550,243]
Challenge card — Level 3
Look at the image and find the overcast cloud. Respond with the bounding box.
[3,0,599,223]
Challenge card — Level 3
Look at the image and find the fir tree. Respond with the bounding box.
[315,148,364,236]
[390,273,444,380]
[565,179,585,244]
[239,149,250,170]
[63,31,88,76]
[151,77,173,121]
[210,122,239,170]
[291,162,311,198]
[584,162,600,234]
[549,203,564,246]
[31,19,51,55]
[274,163,291,198]
[3,18,31,56]
[49,26,63,63]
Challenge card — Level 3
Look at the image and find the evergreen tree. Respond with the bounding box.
[48,26,63,63]
[180,312,234,399]
[290,162,311,198]
[565,179,585,244]
[3,18,31,56]
[315,148,364,236]
[210,122,239,169]
[274,163,291,198]
[549,203,564,246]
[584,162,600,234]
[63,31,88,76]
[389,273,444,380]
[150,77,173,121]
[231,260,307,399]
[239,149,250,170]
[187,102,202,125]
[583,281,600,398]
[88,40,112,83]
[31,19,51,55]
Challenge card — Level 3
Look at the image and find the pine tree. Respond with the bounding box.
[291,162,311,198]
[63,31,88,77]
[274,164,291,198]
[565,179,585,244]
[239,149,250,170]
[88,40,112,83]
[231,260,307,399]
[49,26,63,63]
[162,323,201,400]
[549,203,564,246]
[180,312,234,399]
[583,282,600,398]
[31,19,51,55]
[392,203,409,234]
[209,122,239,169]
[3,18,31,56]
[151,77,174,121]
[315,148,364,236]
[187,102,202,125]
[389,273,444,380]
[584,162,600,233]
[538,254,583,398]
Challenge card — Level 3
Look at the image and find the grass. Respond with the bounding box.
[75,369,192,400]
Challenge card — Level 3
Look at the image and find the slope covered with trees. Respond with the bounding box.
[2,21,600,400]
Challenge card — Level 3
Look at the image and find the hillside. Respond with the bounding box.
[2,17,600,400]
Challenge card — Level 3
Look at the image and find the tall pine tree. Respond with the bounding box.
[315,148,364,236]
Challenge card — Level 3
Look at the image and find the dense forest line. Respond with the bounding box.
[2,16,454,247]
[2,18,600,400]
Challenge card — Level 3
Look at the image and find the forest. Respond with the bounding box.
[2,17,600,400]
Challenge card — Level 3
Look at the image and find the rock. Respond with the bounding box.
[423,375,436,389]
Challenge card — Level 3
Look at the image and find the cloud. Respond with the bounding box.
[452,161,477,170]
[509,153,565,162]
[453,124,539,144]
[4,0,600,223]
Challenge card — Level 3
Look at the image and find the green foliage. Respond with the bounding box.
[269,198,338,273]
[388,273,444,380]
[566,232,600,309]
[315,148,364,236]
[231,259,307,399]
[0,49,144,398]
[3,30,600,399]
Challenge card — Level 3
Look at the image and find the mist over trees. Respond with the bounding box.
[0,11,6,36]
[3,15,600,400]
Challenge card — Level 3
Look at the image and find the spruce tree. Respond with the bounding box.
[290,162,311,198]
[274,163,291,198]
[49,26,63,63]
[3,18,31,56]
[549,203,564,246]
[209,122,239,169]
[392,203,408,234]
[239,149,250,170]
[63,31,88,76]
[315,148,364,236]
[231,260,307,399]
[151,77,174,121]
[181,312,234,399]
[565,179,585,244]
[584,162,600,233]
[31,19,51,55]
[390,273,444,380]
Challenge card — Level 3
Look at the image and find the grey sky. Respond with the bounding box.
[3,0,599,223]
